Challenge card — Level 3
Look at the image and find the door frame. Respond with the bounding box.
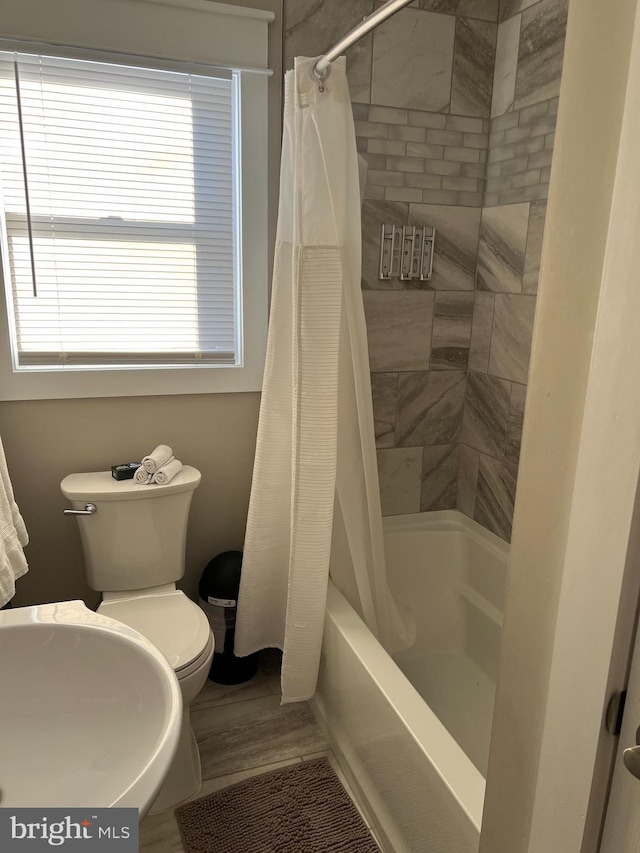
[479,0,640,851]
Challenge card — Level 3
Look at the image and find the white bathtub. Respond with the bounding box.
[310,510,509,853]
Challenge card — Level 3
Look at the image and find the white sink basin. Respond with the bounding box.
[0,600,182,815]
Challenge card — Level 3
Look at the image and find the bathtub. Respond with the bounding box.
[310,510,508,853]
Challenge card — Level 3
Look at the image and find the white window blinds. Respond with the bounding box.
[0,51,237,367]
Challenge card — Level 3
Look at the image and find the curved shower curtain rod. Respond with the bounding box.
[311,0,413,85]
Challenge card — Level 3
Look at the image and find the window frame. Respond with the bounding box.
[0,38,271,400]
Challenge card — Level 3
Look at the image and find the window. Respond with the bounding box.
[0,0,274,400]
[0,52,240,369]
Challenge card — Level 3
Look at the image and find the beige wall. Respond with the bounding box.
[0,394,261,607]
[479,0,639,850]
[0,0,282,608]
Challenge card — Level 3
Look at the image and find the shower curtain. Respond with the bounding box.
[235,57,413,704]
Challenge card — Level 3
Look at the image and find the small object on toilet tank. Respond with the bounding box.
[111,462,142,481]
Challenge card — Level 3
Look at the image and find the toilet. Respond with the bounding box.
[60,466,213,813]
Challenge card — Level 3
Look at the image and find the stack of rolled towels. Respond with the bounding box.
[134,445,183,486]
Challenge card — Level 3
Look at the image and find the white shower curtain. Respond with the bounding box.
[235,57,413,703]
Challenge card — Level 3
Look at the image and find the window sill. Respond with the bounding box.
[0,353,266,401]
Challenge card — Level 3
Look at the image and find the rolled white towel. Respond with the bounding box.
[152,458,183,486]
[134,466,153,485]
[142,445,173,474]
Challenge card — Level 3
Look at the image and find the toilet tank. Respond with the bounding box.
[60,466,201,592]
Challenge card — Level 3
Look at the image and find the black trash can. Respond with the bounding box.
[198,550,259,685]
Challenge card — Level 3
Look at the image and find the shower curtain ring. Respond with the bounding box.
[310,59,331,92]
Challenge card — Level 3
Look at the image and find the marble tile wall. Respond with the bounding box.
[356,106,488,207]
[493,0,568,112]
[485,97,558,206]
[486,0,568,207]
[458,198,546,539]
[288,0,498,209]
[454,0,568,541]
[285,0,498,516]
[285,0,568,537]
[364,202,480,515]
[285,0,376,102]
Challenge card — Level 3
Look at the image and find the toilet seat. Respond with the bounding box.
[175,632,214,680]
[98,590,212,673]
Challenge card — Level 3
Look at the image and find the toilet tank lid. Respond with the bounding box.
[61,465,201,501]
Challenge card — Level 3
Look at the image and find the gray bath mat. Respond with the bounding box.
[175,757,379,852]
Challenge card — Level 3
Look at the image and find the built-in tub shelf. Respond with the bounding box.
[454,582,503,629]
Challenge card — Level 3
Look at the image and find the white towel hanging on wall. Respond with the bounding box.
[0,436,28,607]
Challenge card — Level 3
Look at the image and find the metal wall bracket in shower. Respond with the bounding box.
[379,225,435,282]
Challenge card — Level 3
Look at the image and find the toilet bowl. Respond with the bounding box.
[99,585,214,813]
[61,466,213,812]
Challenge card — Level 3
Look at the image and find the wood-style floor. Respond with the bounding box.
[140,652,378,852]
